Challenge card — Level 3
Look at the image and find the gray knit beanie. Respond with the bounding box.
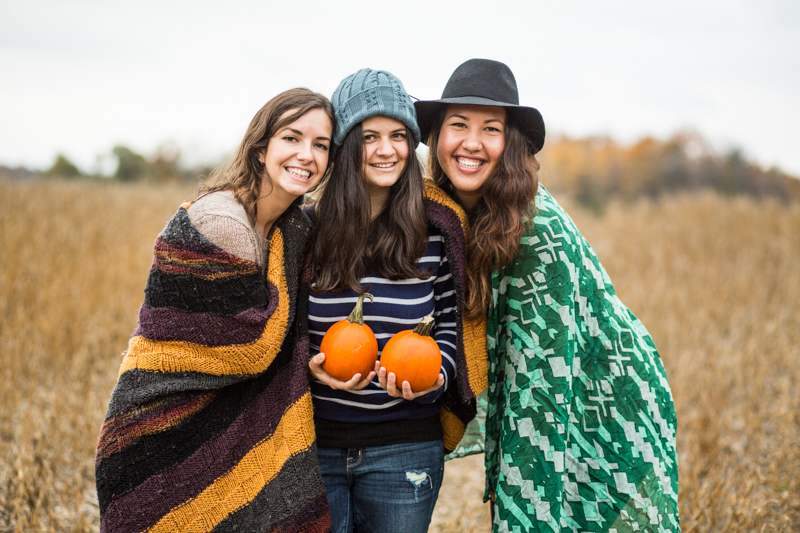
[331,68,421,146]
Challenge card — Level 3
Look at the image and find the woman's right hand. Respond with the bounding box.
[377,366,445,400]
[308,353,377,391]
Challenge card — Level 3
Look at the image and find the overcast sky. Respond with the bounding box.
[2,0,799,176]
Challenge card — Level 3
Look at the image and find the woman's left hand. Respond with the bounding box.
[377,366,444,400]
[308,353,377,390]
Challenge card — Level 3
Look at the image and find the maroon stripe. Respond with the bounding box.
[426,201,467,293]
[425,200,473,398]
[134,281,280,346]
[154,236,260,276]
[425,201,466,267]
[100,339,312,533]
[97,392,216,463]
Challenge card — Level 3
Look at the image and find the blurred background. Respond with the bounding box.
[1,1,798,531]
[2,0,799,194]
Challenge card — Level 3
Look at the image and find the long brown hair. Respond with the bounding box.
[198,88,335,228]
[309,123,429,294]
[427,108,540,319]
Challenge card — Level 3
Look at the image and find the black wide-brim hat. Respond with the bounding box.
[414,58,545,153]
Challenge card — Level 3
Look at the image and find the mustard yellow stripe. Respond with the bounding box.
[440,407,467,452]
[147,392,316,533]
[463,316,488,396]
[120,229,289,377]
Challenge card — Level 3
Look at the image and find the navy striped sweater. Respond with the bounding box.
[308,226,457,424]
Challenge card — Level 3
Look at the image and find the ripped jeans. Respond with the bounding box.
[317,440,444,533]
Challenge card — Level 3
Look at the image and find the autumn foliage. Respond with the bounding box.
[540,132,800,213]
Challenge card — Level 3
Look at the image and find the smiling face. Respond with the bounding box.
[436,104,506,209]
[361,115,409,193]
[261,107,333,201]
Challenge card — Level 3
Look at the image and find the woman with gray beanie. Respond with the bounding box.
[303,68,487,533]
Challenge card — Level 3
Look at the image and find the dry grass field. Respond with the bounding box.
[1,178,798,532]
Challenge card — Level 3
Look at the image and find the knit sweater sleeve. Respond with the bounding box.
[187,191,266,266]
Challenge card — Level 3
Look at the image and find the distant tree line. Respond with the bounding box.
[540,131,800,213]
[2,132,798,207]
[0,144,215,184]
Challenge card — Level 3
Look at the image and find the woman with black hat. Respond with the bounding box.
[415,59,681,532]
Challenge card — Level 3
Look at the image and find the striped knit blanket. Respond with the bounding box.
[95,203,329,532]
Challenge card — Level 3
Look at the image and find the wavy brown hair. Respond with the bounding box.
[309,123,429,294]
[427,108,540,319]
[198,88,335,232]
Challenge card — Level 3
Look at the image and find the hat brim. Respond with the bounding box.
[414,96,545,153]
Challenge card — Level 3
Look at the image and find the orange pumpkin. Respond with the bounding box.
[380,316,441,392]
[320,293,379,382]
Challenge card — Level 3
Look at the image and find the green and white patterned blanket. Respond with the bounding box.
[459,186,681,532]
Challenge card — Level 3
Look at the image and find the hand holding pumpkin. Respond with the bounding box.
[378,316,444,400]
[309,353,378,391]
[377,366,444,400]
[318,293,379,382]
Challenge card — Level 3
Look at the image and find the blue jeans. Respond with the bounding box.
[317,440,445,533]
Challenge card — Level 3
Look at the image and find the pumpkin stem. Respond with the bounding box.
[413,315,435,337]
[347,293,374,325]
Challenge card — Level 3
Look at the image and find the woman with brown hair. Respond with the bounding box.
[415,59,681,532]
[305,68,486,533]
[95,88,337,533]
